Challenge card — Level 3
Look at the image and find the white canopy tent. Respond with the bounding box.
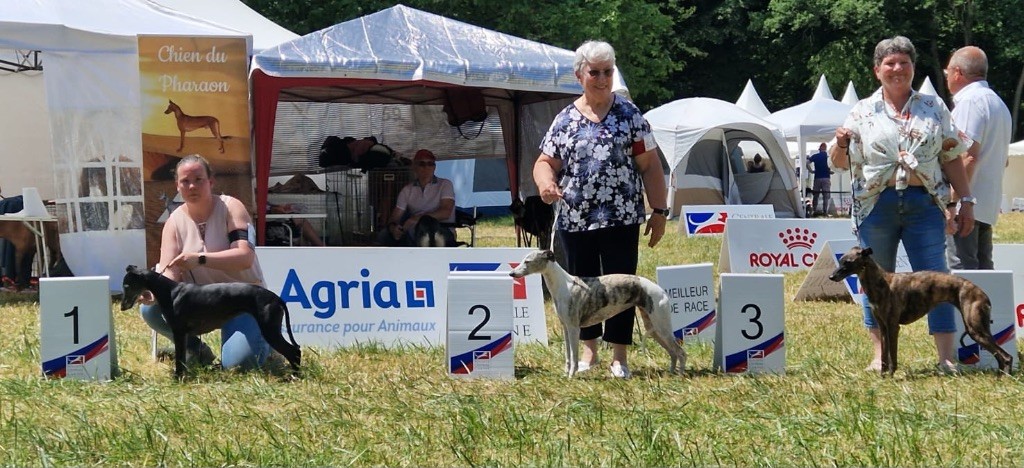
[0,0,252,290]
[250,5,625,242]
[765,75,852,197]
[646,97,804,217]
[0,0,296,200]
[149,0,298,52]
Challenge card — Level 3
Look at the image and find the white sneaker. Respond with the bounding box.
[610,362,631,379]
[935,361,960,375]
[575,360,598,373]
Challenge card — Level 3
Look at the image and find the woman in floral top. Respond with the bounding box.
[829,36,977,374]
[533,40,669,379]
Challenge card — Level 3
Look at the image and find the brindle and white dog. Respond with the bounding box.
[829,246,1013,376]
[509,250,687,377]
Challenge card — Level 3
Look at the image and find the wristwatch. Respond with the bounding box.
[651,207,670,217]
[198,254,207,266]
[960,196,977,206]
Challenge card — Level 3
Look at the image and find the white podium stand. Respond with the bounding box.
[656,263,716,344]
[714,273,786,374]
[446,274,514,379]
[39,276,118,380]
[953,270,1019,372]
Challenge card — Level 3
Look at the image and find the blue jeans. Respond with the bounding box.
[141,303,271,370]
[857,187,956,333]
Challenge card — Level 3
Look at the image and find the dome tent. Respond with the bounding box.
[645,97,804,217]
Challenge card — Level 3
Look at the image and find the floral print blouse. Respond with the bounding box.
[540,94,653,232]
[842,88,972,227]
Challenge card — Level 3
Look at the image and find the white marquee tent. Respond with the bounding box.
[0,0,254,290]
[735,79,771,118]
[841,81,859,105]
[765,75,852,195]
[1004,140,1024,201]
[645,97,804,217]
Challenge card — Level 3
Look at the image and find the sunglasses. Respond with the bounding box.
[587,68,614,78]
[415,161,436,167]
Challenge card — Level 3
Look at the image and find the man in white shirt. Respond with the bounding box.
[945,46,1012,269]
[380,149,457,246]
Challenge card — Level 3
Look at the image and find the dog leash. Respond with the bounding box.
[549,198,564,251]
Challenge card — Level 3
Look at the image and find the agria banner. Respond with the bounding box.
[256,247,547,349]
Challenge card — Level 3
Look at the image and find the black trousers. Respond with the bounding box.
[557,224,640,344]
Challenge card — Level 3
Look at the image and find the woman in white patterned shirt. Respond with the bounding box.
[829,36,977,374]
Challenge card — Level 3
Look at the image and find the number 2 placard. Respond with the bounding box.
[446,274,514,379]
[39,276,118,380]
[714,273,785,375]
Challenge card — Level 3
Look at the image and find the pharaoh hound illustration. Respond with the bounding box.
[164,100,225,153]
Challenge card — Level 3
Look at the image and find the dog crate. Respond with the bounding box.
[368,168,412,232]
[324,169,369,245]
[322,167,412,245]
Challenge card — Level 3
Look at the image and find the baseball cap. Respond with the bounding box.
[413,149,436,162]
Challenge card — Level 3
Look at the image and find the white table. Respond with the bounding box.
[0,214,57,278]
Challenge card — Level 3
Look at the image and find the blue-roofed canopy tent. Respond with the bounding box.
[251,4,614,244]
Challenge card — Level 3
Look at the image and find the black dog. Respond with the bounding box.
[120,265,301,379]
[829,246,1012,375]
[413,216,455,247]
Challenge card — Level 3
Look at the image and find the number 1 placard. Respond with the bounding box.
[447,274,514,379]
[39,276,118,380]
[714,273,785,375]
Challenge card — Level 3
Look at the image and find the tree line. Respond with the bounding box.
[243,0,1024,140]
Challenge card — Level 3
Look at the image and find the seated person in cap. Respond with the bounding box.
[379,149,457,246]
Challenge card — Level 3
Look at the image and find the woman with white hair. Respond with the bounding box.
[533,40,669,379]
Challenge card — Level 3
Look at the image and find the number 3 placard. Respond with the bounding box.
[39,276,118,380]
[714,273,785,375]
[446,274,514,379]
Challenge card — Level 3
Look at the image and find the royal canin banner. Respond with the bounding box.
[719,218,855,273]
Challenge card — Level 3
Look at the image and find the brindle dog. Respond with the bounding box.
[829,246,1013,376]
[509,250,687,377]
[120,265,301,379]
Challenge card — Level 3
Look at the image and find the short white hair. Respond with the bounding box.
[574,41,616,74]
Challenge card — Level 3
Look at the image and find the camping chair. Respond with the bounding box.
[443,207,480,247]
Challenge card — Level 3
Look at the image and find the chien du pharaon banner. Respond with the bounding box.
[137,36,252,266]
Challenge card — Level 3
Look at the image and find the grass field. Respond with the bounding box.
[3,214,1024,466]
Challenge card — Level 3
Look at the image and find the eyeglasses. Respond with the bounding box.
[943,66,958,77]
[587,68,614,78]
[415,161,436,167]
